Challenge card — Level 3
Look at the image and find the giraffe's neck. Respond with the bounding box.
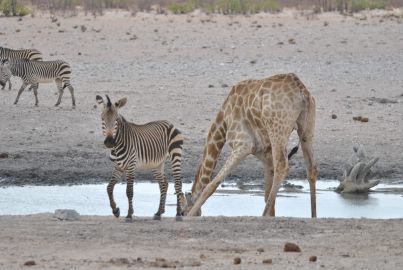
[191,111,227,197]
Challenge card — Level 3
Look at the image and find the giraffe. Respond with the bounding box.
[185,73,318,217]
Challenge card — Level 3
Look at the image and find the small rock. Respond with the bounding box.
[262,259,272,264]
[208,84,214,88]
[221,84,229,88]
[331,114,337,119]
[309,256,317,262]
[288,38,296,44]
[24,260,36,266]
[284,242,301,252]
[360,117,369,122]
[0,153,9,159]
[257,247,264,253]
[93,104,97,109]
[233,257,241,264]
[78,52,82,55]
[54,209,80,221]
[324,21,329,26]
[353,116,362,121]
[80,25,87,32]
[16,29,21,32]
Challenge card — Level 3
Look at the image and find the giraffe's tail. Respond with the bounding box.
[288,145,299,160]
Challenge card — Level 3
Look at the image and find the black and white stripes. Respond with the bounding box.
[0,46,43,90]
[0,59,75,107]
[96,95,187,221]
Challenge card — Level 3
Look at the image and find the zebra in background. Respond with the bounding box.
[0,46,43,90]
[96,95,187,221]
[0,59,76,107]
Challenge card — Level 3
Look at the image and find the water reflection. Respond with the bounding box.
[0,181,402,218]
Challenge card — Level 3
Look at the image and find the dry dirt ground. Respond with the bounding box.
[0,10,402,186]
[0,215,402,269]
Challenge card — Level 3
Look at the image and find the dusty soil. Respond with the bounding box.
[0,215,402,269]
[0,10,402,186]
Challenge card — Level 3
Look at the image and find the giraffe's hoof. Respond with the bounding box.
[153,214,161,221]
[175,215,183,222]
[113,208,120,218]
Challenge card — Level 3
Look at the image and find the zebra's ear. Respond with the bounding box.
[115,97,127,109]
[96,95,104,105]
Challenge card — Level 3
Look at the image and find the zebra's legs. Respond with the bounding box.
[32,83,39,106]
[153,166,168,220]
[2,78,11,90]
[126,168,135,220]
[171,153,185,221]
[13,82,28,105]
[107,166,124,218]
[54,79,64,107]
[67,85,76,108]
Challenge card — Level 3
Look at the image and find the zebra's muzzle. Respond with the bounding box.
[0,81,5,88]
[104,136,116,148]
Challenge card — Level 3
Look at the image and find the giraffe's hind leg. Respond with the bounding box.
[257,151,275,214]
[297,97,318,218]
[153,165,168,220]
[263,138,289,217]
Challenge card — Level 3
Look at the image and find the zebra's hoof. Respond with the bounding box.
[175,215,183,222]
[125,216,133,223]
[153,214,162,221]
[113,208,120,218]
[55,103,60,107]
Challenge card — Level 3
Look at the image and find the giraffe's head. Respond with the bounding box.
[95,95,127,148]
[0,59,11,88]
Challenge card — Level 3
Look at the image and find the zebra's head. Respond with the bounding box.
[96,95,127,148]
[0,59,11,88]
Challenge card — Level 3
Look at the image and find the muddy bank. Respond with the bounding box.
[0,215,402,269]
[0,148,401,186]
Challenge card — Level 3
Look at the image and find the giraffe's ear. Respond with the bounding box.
[115,97,127,109]
[96,95,104,105]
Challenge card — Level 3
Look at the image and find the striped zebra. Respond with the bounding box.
[0,46,43,90]
[96,95,187,221]
[0,59,76,107]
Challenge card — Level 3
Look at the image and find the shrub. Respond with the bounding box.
[0,0,31,16]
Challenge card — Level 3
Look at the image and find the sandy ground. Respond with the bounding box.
[0,215,402,269]
[0,10,402,186]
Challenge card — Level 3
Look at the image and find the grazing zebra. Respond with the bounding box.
[0,46,43,90]
[96,95,187,221]
[0,59,76,107]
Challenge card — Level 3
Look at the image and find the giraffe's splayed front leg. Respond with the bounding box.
[184,192,202,216]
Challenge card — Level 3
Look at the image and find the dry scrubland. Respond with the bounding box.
[0,10,402,186]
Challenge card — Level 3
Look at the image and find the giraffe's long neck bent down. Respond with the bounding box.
[191,111,227,198]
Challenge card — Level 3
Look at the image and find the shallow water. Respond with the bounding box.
[0,181,402,218]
